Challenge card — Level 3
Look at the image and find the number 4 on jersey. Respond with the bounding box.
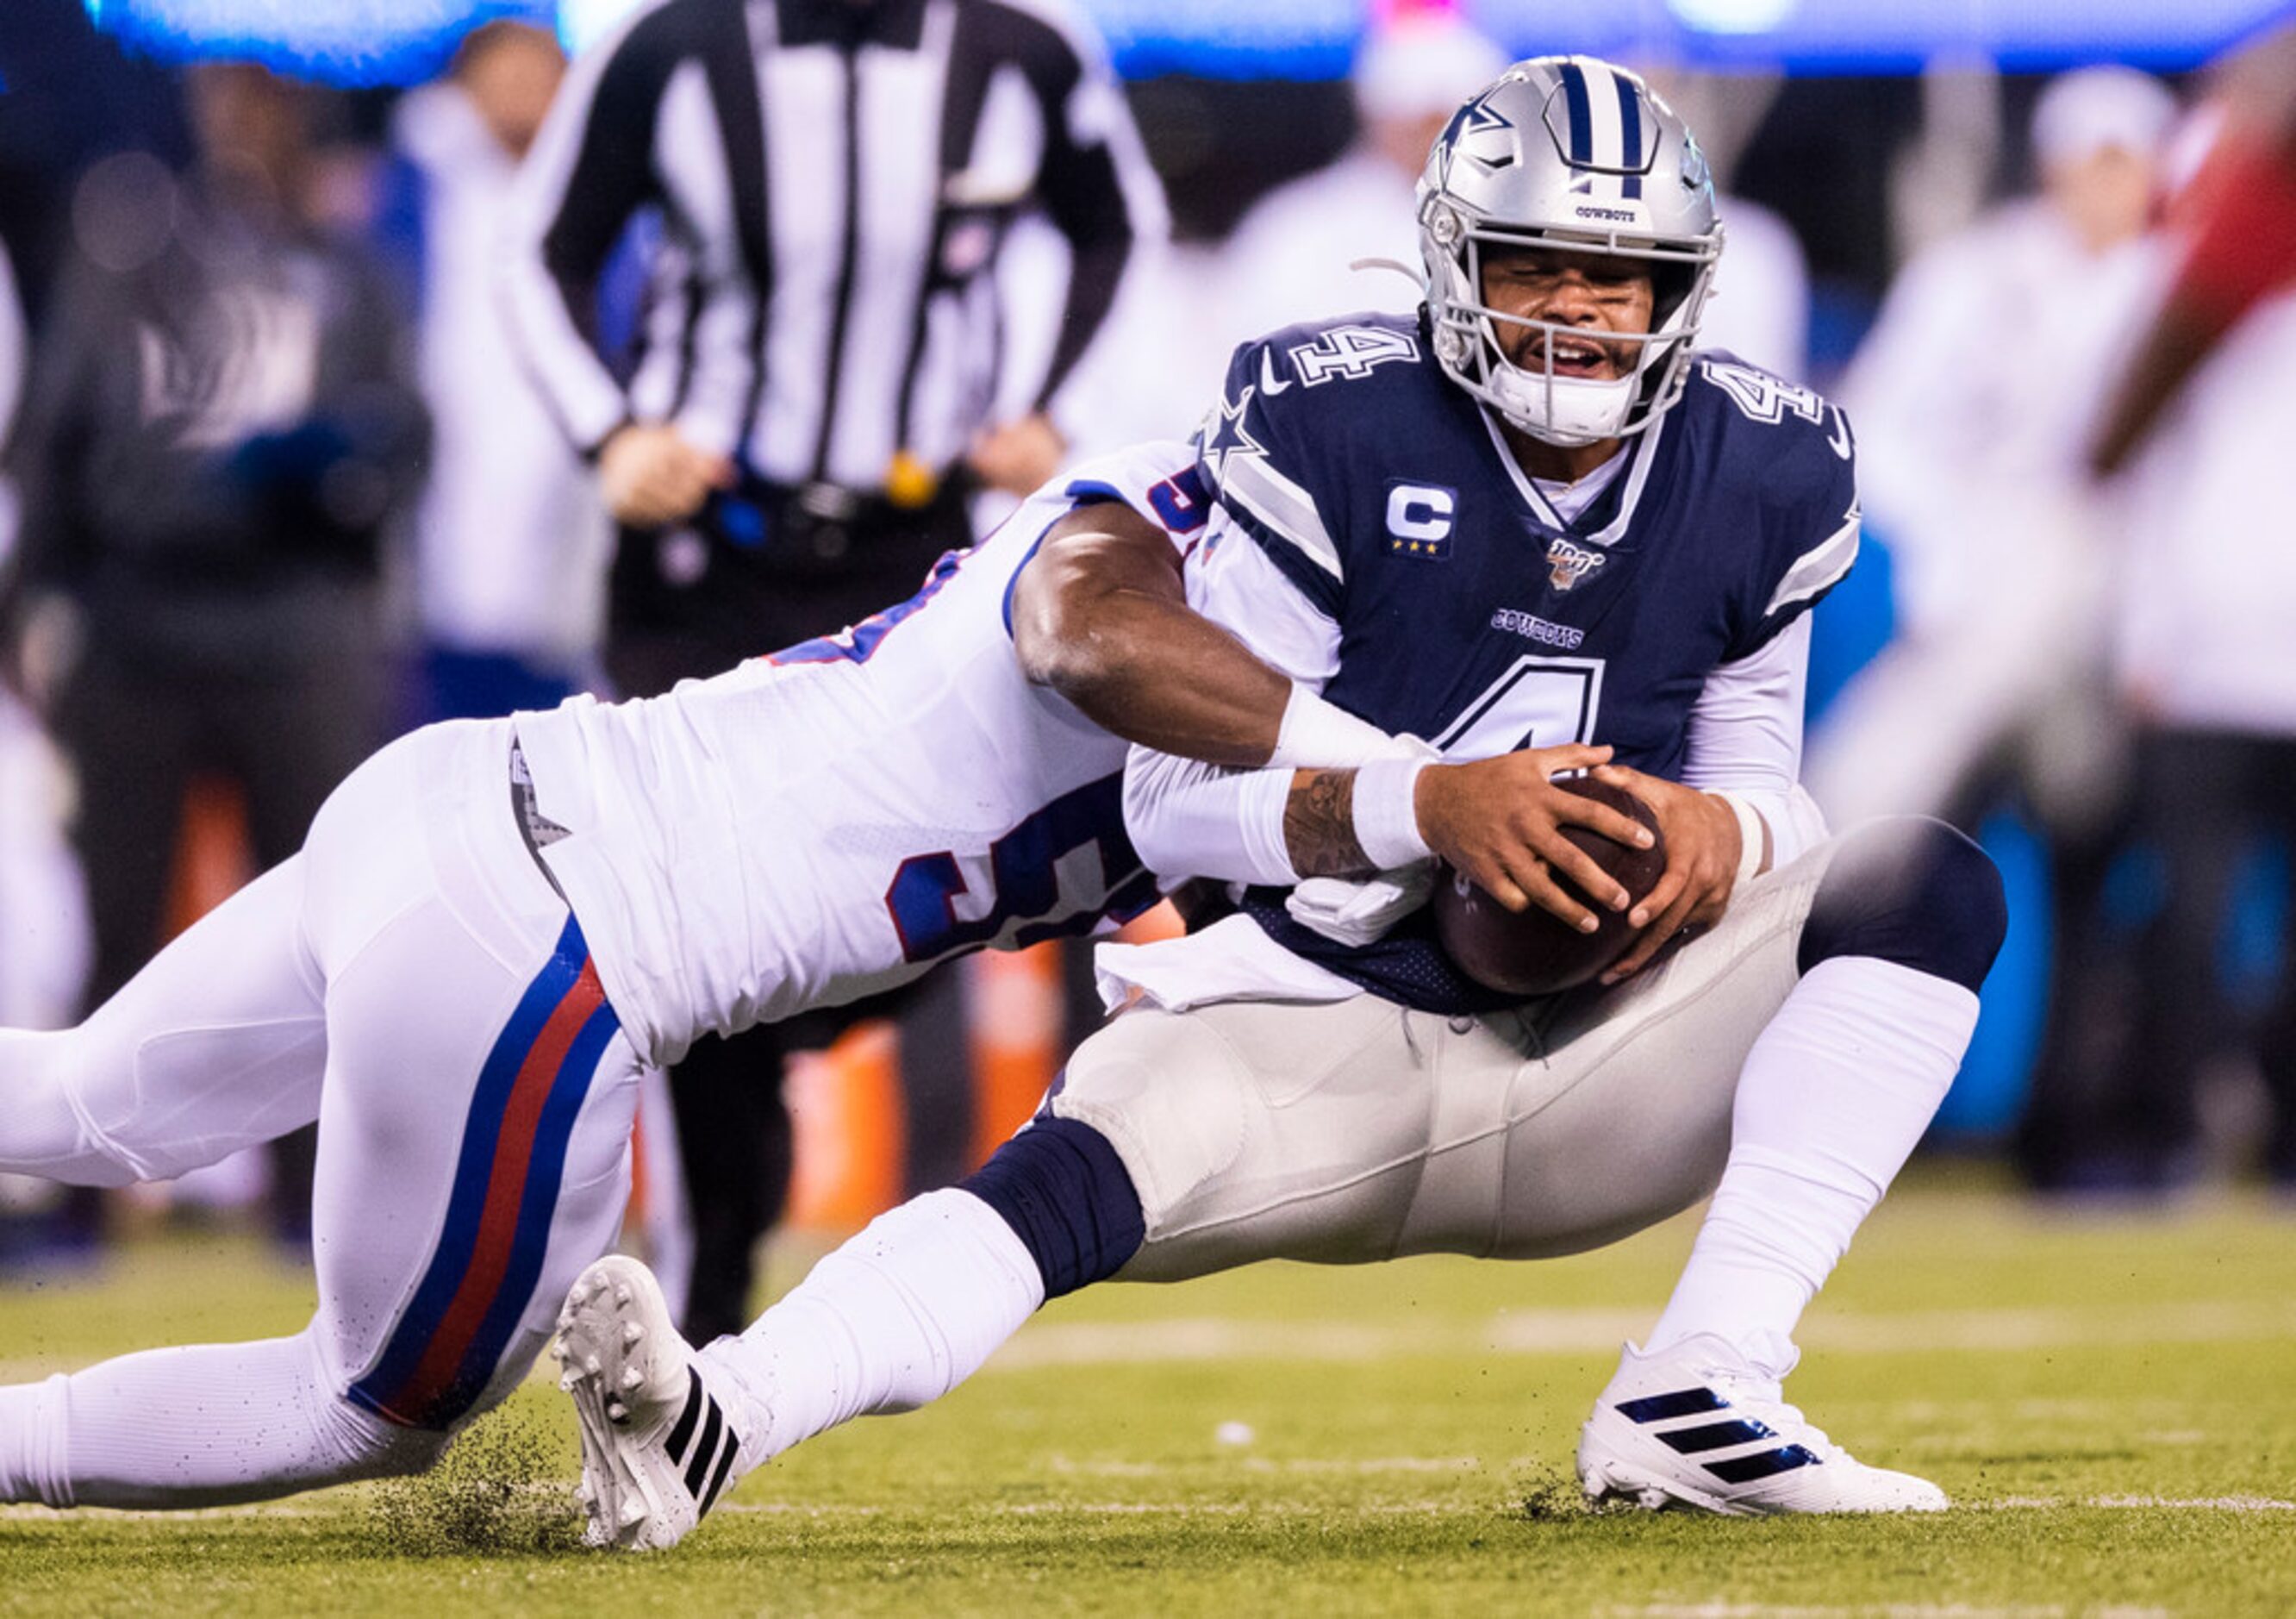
[1285,326,1421,388]
[1701,359,1826,427]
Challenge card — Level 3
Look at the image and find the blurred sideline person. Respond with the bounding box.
[0,413,1441,1511]
[0,232,87,1035]
[2066,37,2296,1193]
[2092,24,2296,473]
[1,65,427,1248]
[1696,190,1809,382]
[392,22,608,725]
[556,59,2006,1553]
[0,234,95,1262]
[2096,284,2296,1192]
[1805,65,2177,834]
[500,0,1165,1344]
[1217,10,1507,345]
[1801,68,2178,1192]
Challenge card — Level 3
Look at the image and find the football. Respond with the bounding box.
[1430,777,1668,997]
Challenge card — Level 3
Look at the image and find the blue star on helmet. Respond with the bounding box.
[1439,93,1516,175]
[1198,387,1265,478]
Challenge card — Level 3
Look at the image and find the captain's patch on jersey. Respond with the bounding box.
[1384,482,1456,559]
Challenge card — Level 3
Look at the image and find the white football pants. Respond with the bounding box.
[0,719,646,1507]
[1053,843,1838,1278]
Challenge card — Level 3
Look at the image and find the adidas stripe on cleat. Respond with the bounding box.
[554,1253,757,1551]
[659,1366,741,1516]
[1575,1335,1948,1516]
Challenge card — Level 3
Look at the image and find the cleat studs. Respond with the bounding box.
[606,1398,627,1422]
[559,1373,579,1392]
[623,1322,644,1346]
[621,1366,644,1390]
[619,1497,646,1527]
[615,1285,632,1306]
[585,1354,602,1375]
[568,1284,590,1307]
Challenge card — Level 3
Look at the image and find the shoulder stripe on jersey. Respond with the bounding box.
[1214,453,1344,583]
[1216,504,1344,620]
[1764,506,1862,619]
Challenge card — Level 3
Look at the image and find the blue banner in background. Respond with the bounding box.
[78,0,2296,84]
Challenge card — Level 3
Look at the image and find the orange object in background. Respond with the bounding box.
[784,903,1188,1231]
[164,776,256,936]
[967,942,1065,1166]
[785,1019,907,1230]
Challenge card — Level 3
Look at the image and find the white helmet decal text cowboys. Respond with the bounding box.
[1417,56,1724,447]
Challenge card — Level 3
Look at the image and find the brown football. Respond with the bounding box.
[1430,776,1668,997]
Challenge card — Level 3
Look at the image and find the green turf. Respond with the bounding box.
[5,1167,2294,1616]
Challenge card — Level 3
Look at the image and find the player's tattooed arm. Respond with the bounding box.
[1012,503,1290,767]
[1283,769,1376,878]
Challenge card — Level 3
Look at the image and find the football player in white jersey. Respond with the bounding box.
[3,432,1653,1511]
[551,57,2008,1550]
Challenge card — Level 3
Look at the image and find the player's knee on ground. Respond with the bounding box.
[331,1400,458,1483]
[1800,816,2007,992]
[960,1115,1145,1297]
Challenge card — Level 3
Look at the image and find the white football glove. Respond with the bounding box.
[1284,864,1437,947]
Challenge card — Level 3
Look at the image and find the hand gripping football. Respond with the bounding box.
[1431,776,1668,997]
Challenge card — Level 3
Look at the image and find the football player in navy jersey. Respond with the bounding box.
[555,57,2006,1543]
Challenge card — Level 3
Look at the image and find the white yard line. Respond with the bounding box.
[978,1297,2296,1371]
[7,1297,2290,1387]
[6,1492,2287,1528]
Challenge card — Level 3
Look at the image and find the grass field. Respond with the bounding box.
[5,1165,2295,1616]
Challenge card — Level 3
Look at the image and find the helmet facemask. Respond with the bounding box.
[1416,58,1725,449]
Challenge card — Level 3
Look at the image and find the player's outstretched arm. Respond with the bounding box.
[1011,502,1296,767]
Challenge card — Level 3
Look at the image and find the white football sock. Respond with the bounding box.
[1645,956,1980,1375]
[710,1188,1045,1460]
[0,1330,444,1508]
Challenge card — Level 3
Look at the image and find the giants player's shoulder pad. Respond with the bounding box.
[1681,349,1863,660]
[1194,311,1444,620]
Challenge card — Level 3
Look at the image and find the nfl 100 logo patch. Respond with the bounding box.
[1544,536,1607,591]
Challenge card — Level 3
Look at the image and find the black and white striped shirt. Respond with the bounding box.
[501,0,1163,496]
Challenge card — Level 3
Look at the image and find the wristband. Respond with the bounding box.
[1352,757,1433,871]
[1270,684,1413,770]
[1717,792,1766,888]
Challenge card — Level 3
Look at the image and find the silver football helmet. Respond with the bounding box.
[1417,56,1723,447]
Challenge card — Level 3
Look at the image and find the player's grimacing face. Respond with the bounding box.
[1479,246,1656,383]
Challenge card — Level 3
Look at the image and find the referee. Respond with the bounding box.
[500,0,1163,1341]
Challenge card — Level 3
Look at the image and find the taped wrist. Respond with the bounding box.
[1351,757,1432,872]
[1715,791,1766,886]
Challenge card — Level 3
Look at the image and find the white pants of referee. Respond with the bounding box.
[0,718,646,1508]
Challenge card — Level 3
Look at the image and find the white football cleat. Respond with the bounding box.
[1576,1335,1948,1516]
[554,1253,755,1551]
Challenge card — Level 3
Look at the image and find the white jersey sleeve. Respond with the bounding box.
[1677,614,1827,867]
[513,439,1203,1066]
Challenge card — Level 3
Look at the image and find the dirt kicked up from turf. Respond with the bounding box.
[365,1407,584,1558]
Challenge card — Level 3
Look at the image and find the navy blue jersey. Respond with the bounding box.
[1196,312,1861,1012]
